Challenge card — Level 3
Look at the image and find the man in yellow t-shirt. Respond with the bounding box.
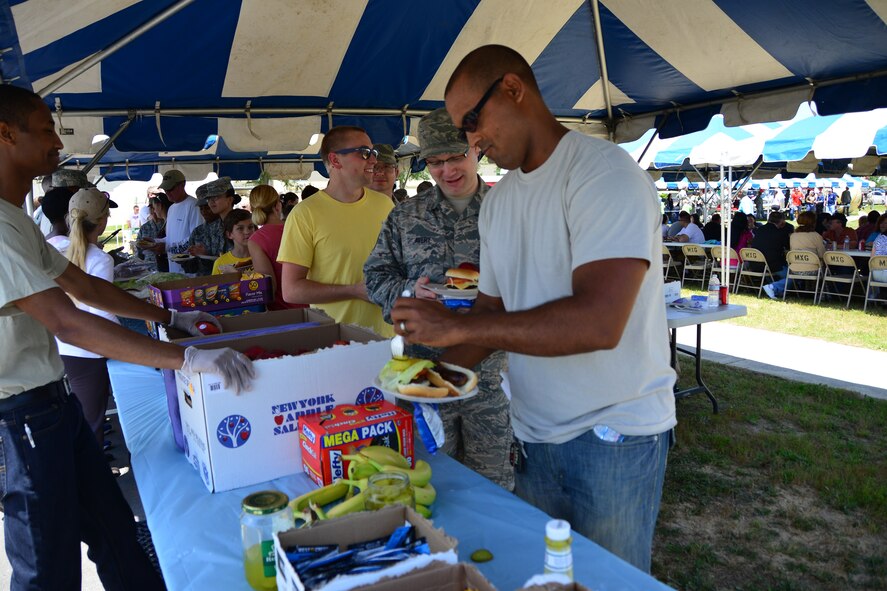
[277,126,394,336]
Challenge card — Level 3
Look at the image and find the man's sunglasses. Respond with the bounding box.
[334,146,379,160]
[457,76,504,139]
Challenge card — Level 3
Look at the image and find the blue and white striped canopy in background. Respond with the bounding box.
[2,0,886,179]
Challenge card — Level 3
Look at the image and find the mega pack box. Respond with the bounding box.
[298,401,414,487]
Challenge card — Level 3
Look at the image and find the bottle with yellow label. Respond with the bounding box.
[543,519,573,581]
[241,490,294,590]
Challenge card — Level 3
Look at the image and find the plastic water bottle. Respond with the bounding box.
[708,274,720,308]
[544,519,573,581]
[843,236,850,251]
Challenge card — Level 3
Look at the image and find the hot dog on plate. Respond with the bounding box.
[378,357,477,398]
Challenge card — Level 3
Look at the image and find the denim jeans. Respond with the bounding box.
[515,427,673,573]
[0,382,163,590]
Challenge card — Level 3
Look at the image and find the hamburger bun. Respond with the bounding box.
[445,267,479,290]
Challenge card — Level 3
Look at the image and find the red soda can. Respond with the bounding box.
[719,285,729,306]
[858,240,865,251]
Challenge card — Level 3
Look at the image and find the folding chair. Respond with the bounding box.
[820,251,866,309]
[783,250,822,302]
[735,247,775,297]
[680,244,711,288]
[864,255,887,312]
[662,245,682,281]
[709,246,739,291]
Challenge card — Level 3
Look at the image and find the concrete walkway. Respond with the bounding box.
[674,322,887,400]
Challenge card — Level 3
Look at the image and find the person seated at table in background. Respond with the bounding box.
[665,215,684,239]
[749,210,790,280]
[763,211,826,299]
[857,211,879,247]
[728,212,754,266]
[863,212,884,248]
[690,213,703,229]
[872,217,887,295]
[668,210,704,243]
[660,213,670,238]
[212,209,255,274]
[701,213,721,241]
[247,184,307,310]
[821,213,858,246]
[136,192,172,272]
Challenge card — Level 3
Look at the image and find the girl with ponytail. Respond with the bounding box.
[51,188,121,448]
[247,184,306,309]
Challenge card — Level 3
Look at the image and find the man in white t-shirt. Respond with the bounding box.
[390,45,675,573]
[738,192,755,216]
[157,169,202,273]
[672,210,705,243]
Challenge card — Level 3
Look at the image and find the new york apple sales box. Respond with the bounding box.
[175,323,392,492]
[298,401,414,487]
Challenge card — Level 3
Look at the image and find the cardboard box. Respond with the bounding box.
[352,562,495,591]
[176,323,392,492]
[274,505,458,591]
[149,272,271,314]
[299,401,414,487]
[663,280,681,304]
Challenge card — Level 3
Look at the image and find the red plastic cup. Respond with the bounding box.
[719,285,729,306]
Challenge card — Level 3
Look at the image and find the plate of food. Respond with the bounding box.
[424,266,480,299]
[374,357,479,403]
[135,239,155,249]
[169,253,195,263]
[424,283,478,300]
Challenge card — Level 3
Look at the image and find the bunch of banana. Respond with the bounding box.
[288,445,436,526]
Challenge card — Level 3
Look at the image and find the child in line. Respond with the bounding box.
[212,209,256,274]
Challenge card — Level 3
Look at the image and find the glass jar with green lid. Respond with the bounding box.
[364,472,415,511]
[241,490,294,590]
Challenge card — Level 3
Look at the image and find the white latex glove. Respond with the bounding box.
[181,347,255,394]
[169,308,222,337]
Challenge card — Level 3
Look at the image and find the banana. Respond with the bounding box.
[355,445,410,470]
[289,481,348,513]
[413,482,436,506]
[366,459,432,487]
[415,504,432,519]
[326,490,366,519]
[350,459,380,480]
[308,500,328,521]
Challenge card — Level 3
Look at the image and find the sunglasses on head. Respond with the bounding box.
[334,146,379,161]
[457,76,504,140]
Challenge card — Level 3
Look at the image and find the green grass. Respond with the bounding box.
[680,287,887,351]
[653,361,887,590]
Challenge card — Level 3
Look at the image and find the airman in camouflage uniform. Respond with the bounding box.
[51,168,91,189]
[188,178,239,272]
[364,108,514,490]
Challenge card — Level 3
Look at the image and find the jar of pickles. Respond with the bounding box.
[364,472,415,511]
[241,490,294,590]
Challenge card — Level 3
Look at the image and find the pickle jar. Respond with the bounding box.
[364,472,415,511]
[241,490,294,590]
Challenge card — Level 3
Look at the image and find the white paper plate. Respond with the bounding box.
[197,254,219,261]
[169,254,195,262]
[424,283,478,300]
[372,377,479,404]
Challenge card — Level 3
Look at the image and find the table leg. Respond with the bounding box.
[672,323,719,413]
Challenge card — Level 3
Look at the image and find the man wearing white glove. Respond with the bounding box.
[0,85,254,590]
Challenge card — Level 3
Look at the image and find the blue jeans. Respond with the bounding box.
[514,427,673,573]
[0,382,163,590]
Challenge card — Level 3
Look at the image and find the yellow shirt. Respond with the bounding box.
[211,251,252,274]
[278,189,393,336]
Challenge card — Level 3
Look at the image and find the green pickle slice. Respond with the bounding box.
[470,548,494,563]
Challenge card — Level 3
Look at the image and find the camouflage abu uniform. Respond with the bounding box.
[364,179,514,491]
[188,219,228,273]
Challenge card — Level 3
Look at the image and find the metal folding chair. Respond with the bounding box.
[783,250,822,302]
[709,245,739,291]
[662,245,682,281]
[735,247,775,297]
[680,244,711,288]
[820,251,866,308]
[864,255,887,312]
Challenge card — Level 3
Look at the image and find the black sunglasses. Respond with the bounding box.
[334,146,379,160]
[457,76,504,139]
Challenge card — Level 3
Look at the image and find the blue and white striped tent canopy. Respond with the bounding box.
[3,0,887,167]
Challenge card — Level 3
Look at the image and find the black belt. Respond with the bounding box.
[0,379,70,413]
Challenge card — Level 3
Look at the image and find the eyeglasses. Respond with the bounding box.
[373,163,397,173]
[457,76,504,139]
[425,152,469,170]
[334,146,379,160]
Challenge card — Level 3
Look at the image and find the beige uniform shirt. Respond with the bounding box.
[0,199,70,398]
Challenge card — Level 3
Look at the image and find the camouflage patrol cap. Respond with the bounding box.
[373,143,396,165]
[51,168,90,188]
[196,177,240,205]
[418,108,468,159]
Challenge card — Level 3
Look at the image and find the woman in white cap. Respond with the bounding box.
[51,188,120,450]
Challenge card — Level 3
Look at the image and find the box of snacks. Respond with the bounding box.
[274,505,457,591]
[148,271,271,314]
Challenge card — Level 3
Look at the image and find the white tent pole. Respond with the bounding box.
[37,0,198,97]
[588,0,615,138]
